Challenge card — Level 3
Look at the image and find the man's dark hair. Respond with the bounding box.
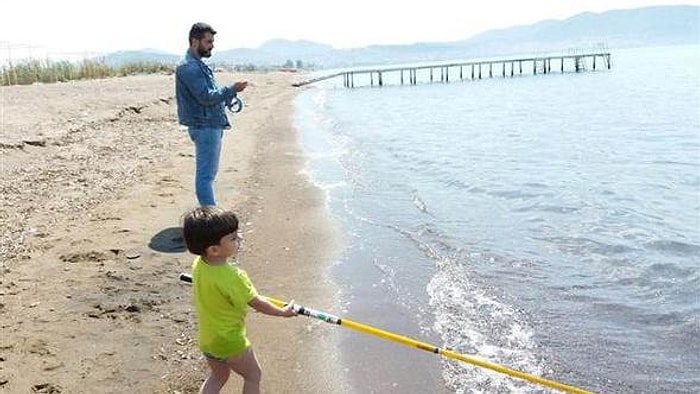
[189,22,217,45]
[183,206,238,255]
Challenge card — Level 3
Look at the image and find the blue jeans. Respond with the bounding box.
[188,127,223,206]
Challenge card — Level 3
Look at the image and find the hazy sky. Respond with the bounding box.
[0,0,694,59]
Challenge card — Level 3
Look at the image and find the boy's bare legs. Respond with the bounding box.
[199,348,261,394]
[199,358,231,394]
[227,348,262,394]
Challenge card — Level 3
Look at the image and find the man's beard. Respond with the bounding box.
[197,44,211,58]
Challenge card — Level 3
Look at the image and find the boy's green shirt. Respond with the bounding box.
[192,256,258,358]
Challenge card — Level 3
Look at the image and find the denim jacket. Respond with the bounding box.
[175,49,235,129]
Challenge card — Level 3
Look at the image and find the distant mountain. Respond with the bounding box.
[459,5,699,56]
[100,50,180,68]
[100,5,699,69]
[213,39,335,66]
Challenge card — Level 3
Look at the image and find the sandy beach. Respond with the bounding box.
[1,72,347,393]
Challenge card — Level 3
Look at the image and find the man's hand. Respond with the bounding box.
[233,81,248,92]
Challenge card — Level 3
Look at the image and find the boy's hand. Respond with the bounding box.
[282,299,297,317]
[249,296,297,317]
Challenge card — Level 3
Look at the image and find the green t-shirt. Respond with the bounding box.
[192,257,258,358]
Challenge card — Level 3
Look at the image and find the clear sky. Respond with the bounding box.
[0,0,694,60]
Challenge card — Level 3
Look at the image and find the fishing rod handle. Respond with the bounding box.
[180,272,193,283]
[265,297,341,324]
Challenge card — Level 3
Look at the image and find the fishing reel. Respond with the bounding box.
[227,96,243,113]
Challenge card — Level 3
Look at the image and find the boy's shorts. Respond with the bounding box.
[203,345,251,363]
[203,352,228,362]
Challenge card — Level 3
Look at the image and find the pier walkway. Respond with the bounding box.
[293,50,611,88]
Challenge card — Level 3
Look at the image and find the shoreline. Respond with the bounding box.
[218,73,349,393]
[0,72,348,392]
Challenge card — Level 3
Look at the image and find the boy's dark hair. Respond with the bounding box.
[189,22,217,45]
[182,206,238,255]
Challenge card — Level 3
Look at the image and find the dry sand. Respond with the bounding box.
[1,72,349,393]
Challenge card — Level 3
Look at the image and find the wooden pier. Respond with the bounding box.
[293,51,611,88]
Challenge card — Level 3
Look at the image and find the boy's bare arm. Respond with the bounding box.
[248,296,296,317]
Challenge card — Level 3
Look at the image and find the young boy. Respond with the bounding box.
[183,206,296,394]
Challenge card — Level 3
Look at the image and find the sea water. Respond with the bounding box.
[294,45,699,393]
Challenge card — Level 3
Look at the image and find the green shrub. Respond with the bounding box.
[0,58,174,86]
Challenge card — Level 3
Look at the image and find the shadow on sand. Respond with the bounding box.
[149,227,186,253]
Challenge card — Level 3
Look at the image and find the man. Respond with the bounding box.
[176,22,248,206]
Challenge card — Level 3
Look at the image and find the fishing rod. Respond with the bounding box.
[179,272,592,394]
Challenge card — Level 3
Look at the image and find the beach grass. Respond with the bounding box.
[0,58,174,86]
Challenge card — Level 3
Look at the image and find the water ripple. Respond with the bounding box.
[644,239,700,257]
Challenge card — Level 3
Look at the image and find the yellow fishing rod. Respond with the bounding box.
[179,273,592,393]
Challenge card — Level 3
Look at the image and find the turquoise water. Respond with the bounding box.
[295,45,699,393]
